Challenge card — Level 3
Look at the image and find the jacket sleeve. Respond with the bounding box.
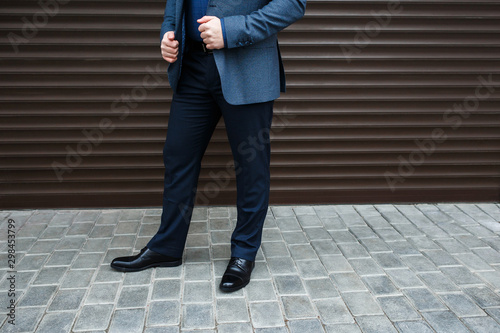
[222,0,307,49]
[160,0,176,41]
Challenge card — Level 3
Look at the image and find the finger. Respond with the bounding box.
[166,31,175,40]
[197,16,216,24]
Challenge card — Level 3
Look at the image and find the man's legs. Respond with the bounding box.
[147,51,222,258]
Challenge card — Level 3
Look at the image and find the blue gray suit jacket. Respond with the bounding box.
[160,0,307,105]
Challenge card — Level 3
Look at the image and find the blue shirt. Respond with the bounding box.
[185,0,227,46]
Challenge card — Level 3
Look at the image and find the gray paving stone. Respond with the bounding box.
[297,214,323,227]
[245,279,277,301]
[395,321,434,333]
[89,224,115,238]
[48,288,86,311]
[406,236,441,251]
[208,218,231,231]
[182,303,214,329]
[483,237,500,252]
[338,243,370,259]
[362,275,400,296]
[440,266,484,285]
[377,296,420,321]
[249,302,285,328]
[109,235,136,249]
[385,268,425,289]
[49,212,77,226]
[463,285,500,308]
[392,223,424,237]
[288,319,325,333]
[355,315,398,333]
[274,275,306,295]
[303,278,339,299]
[329,230,358,244]
[185,233,209,248]
[0,306,44,333]
[342,291,384,316]
[420,225,450,239]
[32,266,67,285]
[281,295,316,319]
[374,228,405,242]
[15,237,37,253]
[423,249,460,266]
[217,323,253,333]
[18,285,57,306]
[293,206,317,215]
[439,293,486,317]
[331,272,367,292]
[422,311,470,333]
[324,323,362,333]
[454,234,489,249]
[119,209,144,221]
[122,268,153,285]
[386,240,420,255]
[0,270,35,290]
[315,298,354,324]
[435,238,471,254]
[146,300,180,326]
[155,264,182,279]
[28,239,59,254]
[17,224,47,238]
[73,304,114,331]
[454,252,494,272]
[419,272,461,292]
[320,255,353,273]
[371,252,405,269]
[152,279,181,300]
[60,269,96,288]
[109,308,146,333]
[262,241,290,258]
[184,247,210,262]
[72,252,103,269]
[254,327,288,333]
[465,225,498,238]
[16,253,48,271]
[401,255,439,273]
[363,215,392,229]
[46,250,78,266]
[359,238,392,253]
[321,216,347,230]
[462,316,500,333]
[117,285,149,308]
[477,271,500,290]
[184,262,211,281]
[295,259,328,278]
[73,210,100,222]
[310,240,340,256]
[183,281,213,303]
[251,261,272,280]
[288,244,318,260]
[472,247,500,265]
[266,257,298,275]
[39,226,68,240]
[215,298,250,323]
[115,221,140,235]
[313,205,338,218]
[348,258,385,276]
[304,227,332,241]
[262,229,285,242]
[212,244,232,259]
[275,217,302,231]
[403,288,447,311]
[35,311,77,333]
[281,231,309,244]
[85,282,120,304]
[272,206,295,217]
[57,236,86,250]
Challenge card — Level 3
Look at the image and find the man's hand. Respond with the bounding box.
[198,16,224,49]
[161,31,179,63]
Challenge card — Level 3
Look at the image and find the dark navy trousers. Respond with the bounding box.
[147,46,274,261]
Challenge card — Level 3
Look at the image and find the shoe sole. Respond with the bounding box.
[219,279,250,293]
[110,260,182,272]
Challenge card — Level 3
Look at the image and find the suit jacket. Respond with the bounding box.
[160,0,307,105]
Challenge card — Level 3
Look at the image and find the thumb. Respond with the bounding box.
[167,31,175,40]
[197,16,216,24]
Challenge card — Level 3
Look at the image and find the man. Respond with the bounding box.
[111,0,307,292]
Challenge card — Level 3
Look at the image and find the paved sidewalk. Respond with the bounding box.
[0,204,499,333]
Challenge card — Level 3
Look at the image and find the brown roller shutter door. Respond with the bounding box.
[0,0,499,209]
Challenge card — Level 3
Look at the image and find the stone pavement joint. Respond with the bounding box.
[0,203,499,332]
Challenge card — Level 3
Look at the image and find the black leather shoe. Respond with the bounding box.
[219,257,255,292]
[110,247,182,272]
